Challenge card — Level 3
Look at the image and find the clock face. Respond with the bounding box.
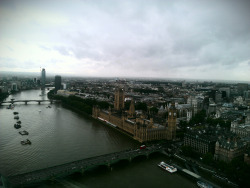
[169,112,171,115]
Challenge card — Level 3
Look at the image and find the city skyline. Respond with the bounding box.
[0,0,250,81]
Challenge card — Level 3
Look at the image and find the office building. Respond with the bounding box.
[11,83,18,91]
[55,75,62,93]
[184,131,217,154]
[41,68,46,90]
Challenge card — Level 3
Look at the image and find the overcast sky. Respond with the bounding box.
[0,0,250,81]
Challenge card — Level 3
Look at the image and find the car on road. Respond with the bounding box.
[140,145,146,150]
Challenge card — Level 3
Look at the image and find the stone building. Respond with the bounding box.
[230,113,250,137]
[187,96,198,115]
[214,136,246,162]
[114,88,125,111]
[167,104,177,140]
[237,83,248,96]
[92,88,177,143]
[128,99,135,118]
[244,148,250,165]
[175,104,193,122]
[231,123,250,137]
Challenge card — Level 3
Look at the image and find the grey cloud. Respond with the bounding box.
[1,0,250,80]
[0,58,18,68]
[54,46,72,56]
[0,58,38,69]
[39,45,51,51]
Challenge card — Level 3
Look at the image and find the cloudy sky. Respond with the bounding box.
[0,0,250,81]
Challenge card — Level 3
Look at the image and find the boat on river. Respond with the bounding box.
[158,161,177,173]
[13,112,19,115]
[14,115,19,119]
[6,104,14,109]
[14,124,21,129]
[197,181,213,188]
[19,131,29,135]
[21,139,31,145]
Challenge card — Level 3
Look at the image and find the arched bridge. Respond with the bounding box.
[4,145,164,187]
[1,99,59,105]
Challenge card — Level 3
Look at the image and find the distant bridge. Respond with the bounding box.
[0,99,59,105]
[3,145,164,188]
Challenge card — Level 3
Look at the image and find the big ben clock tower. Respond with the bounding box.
[168,102,177,140]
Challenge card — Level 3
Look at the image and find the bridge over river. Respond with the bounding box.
[0,99,59,105]
[2,145,163,188]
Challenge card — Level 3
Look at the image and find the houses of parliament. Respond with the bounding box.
[92,88,177,143]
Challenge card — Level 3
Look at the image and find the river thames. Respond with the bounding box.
[0,89,196,187]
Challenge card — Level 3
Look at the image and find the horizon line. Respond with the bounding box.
[0,71,249,84]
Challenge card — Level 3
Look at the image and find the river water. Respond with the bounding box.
[0,89,196,187]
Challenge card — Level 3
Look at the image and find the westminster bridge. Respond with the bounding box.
[0,99,59,105]
[2,145,164,188]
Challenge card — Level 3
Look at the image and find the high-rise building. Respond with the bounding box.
[62,83,67,90]
[11,83,18,91]
[41,68,46,90]
[55,75,62,93]
[215,91,222,103]
[219,87,230,98]
[237,83,249,96]
[244,90,250,99]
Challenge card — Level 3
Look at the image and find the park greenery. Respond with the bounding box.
[47,89,250,187]
[181,146,197,158]
[181,145,250,187]
[217,158,250,187]
[135,102,147,112]
[48,89,152,116]
[181,146,250,187]
[0,92,9,102]
[48,90,111,115]
[206,157,250,187]
[149,106,159,115]
[179,110,231,130]
[133,88,159,94]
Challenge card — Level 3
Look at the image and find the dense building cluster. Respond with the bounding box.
[0,69,64,95]
[0,76,39,93]
[1,74,250,164]
[55,78,250,163]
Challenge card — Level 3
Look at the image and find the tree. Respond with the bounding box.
[202,152,213,165]
[188,110,206,126]
[135,102,147,112]
[181,146,195,157]
[124,101,131,110]
[179,120,188,129]
[0,92,9,102]
[149,107,158,115]
[50,94,110,115]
